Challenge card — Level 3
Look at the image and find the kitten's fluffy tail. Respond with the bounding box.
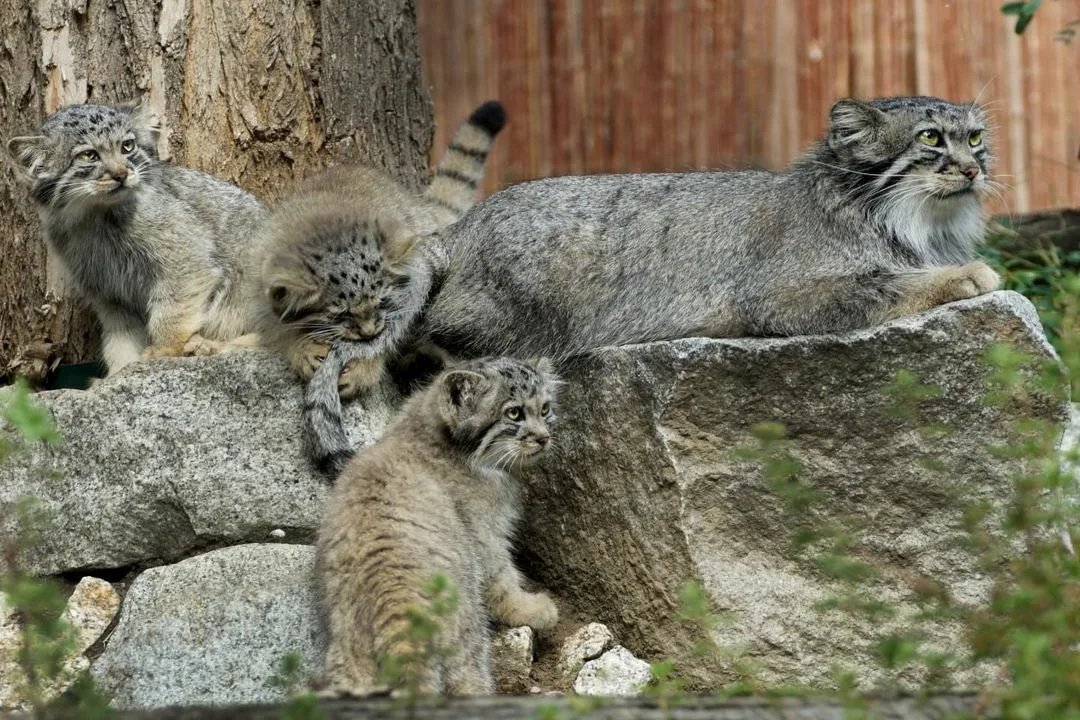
[303,341,364,477]
[425,100,507,215]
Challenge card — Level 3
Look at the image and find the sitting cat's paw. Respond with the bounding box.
[338,357,385,400]
[183,334,223,357]
[141,342,186,359]
[946,261,1001,302]
[504,591,559,631]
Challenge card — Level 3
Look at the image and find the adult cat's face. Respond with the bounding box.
[827,96,991,204]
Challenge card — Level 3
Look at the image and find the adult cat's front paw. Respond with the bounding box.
[948,261,1001,301]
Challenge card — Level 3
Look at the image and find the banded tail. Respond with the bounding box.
[303,341,365,477]
[425,100,507,215]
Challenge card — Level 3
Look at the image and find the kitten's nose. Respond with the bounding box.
[110,165,129,183]
[960,165,980,180]
[534,434,551,447]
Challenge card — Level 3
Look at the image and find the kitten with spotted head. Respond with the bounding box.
[305,96,1002,472]
[317,356,560,696]
[7,102,268,374]
[253,101,506,396]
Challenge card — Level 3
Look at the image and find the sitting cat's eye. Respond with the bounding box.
[504,406,523,421]
[968,130,983,147]
[120,139,136,154]
[76,149,98,162]
[541,402,551,416]
[917,129,942,147]
[377,296,393,311]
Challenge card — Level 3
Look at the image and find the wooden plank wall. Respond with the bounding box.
[417,0,1080,214]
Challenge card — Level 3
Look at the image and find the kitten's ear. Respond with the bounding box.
[122,97,162,154]
[7,136,51,179]
[377,216,419,265]
[438,369,489,427]
[828,99,886,148]
[266,280,319,321]
[531,357,555,375]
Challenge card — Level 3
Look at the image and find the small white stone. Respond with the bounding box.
[573,645,652,697]
[529,685,542,694]
[558,622,614,681]
[491,626,534,693]
[269,528,286,539]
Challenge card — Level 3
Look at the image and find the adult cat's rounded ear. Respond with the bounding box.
[7,136,50,180]
[828,99,887,149]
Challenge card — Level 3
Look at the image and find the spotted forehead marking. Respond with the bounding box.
[41,105,131,142]
[464,357,548,397]
[305,220,388,299]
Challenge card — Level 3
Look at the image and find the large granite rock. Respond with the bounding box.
[0,350,397,575]
[517,291,1068,688]
[1,291,1067,702]
[91,544,322,709]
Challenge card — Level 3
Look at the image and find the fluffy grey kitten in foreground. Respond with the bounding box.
[307,95,1001,473]
[317,356,560,695]
[8,102,267,374]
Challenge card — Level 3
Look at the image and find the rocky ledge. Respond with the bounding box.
[0,291,1068,708]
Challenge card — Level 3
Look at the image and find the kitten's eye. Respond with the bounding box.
[541,402,551,416]
[968,130,983,147]
[917,129,942,147]
[504,406,523,422]
[76,149,98,162]
[378,296,393,311]
[121,139,136,154]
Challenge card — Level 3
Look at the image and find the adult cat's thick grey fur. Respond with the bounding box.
[306,96,1001,473]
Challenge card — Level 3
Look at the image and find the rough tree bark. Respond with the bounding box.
[0,0,433,383]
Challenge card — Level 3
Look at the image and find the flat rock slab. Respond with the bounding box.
[517,291,1068,688]
[0,350,397,575]
[91,543,322,709]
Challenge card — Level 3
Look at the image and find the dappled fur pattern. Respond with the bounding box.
[7,103,268,374]
[259,101,506,397]
[316,357,560,696]
[304,96,1001,472]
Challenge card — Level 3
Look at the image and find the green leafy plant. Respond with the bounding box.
[1,380,111,718]
[1002,0,1044,34]
[267,652,323,720]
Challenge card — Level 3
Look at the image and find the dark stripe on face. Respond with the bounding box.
[32,179,58,205]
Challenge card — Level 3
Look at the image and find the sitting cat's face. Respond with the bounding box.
[264,208,416,344]
[7,103,160,211]
[827,96,990,204]
[436,357,560,471]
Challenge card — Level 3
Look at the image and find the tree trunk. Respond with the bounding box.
[0,0,432,385]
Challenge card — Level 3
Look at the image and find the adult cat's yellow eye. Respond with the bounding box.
[968,130,983,147]
[121,139,136,153]
[917,129,942,147]
[505,406,523,421]
[76,149,98,162]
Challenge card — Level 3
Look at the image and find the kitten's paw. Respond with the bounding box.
[504,591,559,631]
[338,357,385,399]
[948,261,1001,301]
[294,341,331,380]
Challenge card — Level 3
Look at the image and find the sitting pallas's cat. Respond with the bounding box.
[7,102,267,374]
[316,356,560,695]
[246,101,506,396]
[306,96,1002,473]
